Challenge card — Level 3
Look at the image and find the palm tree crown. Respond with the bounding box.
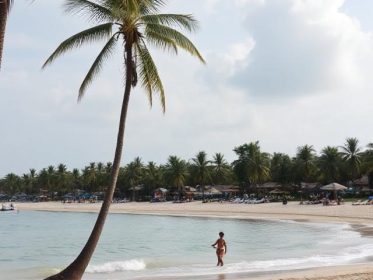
[340,137,363,180]
[43,0,205,108]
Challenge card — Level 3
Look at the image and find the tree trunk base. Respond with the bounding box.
[44,269,82,280]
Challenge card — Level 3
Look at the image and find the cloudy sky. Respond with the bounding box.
[1,0,373,176]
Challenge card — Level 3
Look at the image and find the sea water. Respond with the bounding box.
[1,210,373,280]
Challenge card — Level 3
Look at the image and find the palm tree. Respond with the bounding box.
[0,0,13,69]
[295,145,316,182]
[191,151,211,200]
[144,161,162,196]
[42,1,204,279]
[72,168,81,194]
[340,137,363,180]
[28,168,38,193]
[270,153,292,184]
[56,163,68,193]
[2,173,21,194]
[212,153,229,184]
[126,157,144,201]
[233,141,270,186]
[318,146,341,183]
[164,155,188,199]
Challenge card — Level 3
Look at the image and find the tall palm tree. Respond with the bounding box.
[42,1,204,279]
[164,155,188,199]
[340,137,363,180]
[0,0,13,69]
[191,151,211,200]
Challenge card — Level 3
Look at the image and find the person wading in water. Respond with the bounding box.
[211,232,227,266]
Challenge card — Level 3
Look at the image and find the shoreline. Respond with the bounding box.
[15,201,373,280]
[16,200,373,225]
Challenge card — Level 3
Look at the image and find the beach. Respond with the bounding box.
[15,201,373,280]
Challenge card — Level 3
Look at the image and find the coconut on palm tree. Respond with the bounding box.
[42,1,204,279]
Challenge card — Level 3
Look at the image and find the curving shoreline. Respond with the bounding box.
[16,201,373,280]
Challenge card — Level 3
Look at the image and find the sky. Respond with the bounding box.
[1,0,373,176]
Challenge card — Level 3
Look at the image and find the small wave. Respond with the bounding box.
[87,259,146,273]
[144,243,373,278]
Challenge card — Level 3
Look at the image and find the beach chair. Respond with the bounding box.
[352,200,362,205]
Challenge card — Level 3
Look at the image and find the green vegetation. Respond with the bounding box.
[1,138,373,196]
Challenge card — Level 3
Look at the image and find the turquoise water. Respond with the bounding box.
[1,210,373,280]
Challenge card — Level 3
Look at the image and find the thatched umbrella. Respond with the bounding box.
[320,183,347,200]
[208,187,222,195]
[269,189,289,195]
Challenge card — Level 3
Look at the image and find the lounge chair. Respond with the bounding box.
[352,200,362,205]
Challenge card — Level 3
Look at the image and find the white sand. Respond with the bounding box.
[17,201,373,279]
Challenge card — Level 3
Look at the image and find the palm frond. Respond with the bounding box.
[141,14,198,32]
[145,29,178,53]
[145,23,205,63]
[139,0,165,14]
[7,0,14,12]
[78,34,118,100]
[65,0,113,22]
[42,23,113,69]
[136,40,165,112]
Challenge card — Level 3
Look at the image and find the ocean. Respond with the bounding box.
[1,210,373,280]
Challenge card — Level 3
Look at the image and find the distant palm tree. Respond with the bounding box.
[270,153,292,184]
[0,0,13,69]
[191,151,211,200]
[295,145,316,182]
[212,152,229,184]
[144,161,162,196]
[2,173,21,194]
[318,146,341,183]
[126,157,144,201]
[233,141,270,185]
[72,168,80,194]
[55,164,67,193]
[340,138,363,180]
[42,1,204,279]
[164,155,188,199]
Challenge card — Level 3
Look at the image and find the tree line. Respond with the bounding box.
[1,137,372,196]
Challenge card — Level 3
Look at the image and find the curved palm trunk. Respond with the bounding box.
[0,0,9,69]
[44,45,134,280]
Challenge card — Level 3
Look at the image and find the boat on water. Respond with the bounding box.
[1,203,16,211]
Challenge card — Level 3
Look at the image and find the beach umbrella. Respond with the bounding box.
[320,183,347,191]
[208,187,222,195]
[320,183,347,200]
[269,189,289,194]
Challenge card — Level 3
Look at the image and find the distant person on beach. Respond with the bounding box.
[211,232,227,266]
